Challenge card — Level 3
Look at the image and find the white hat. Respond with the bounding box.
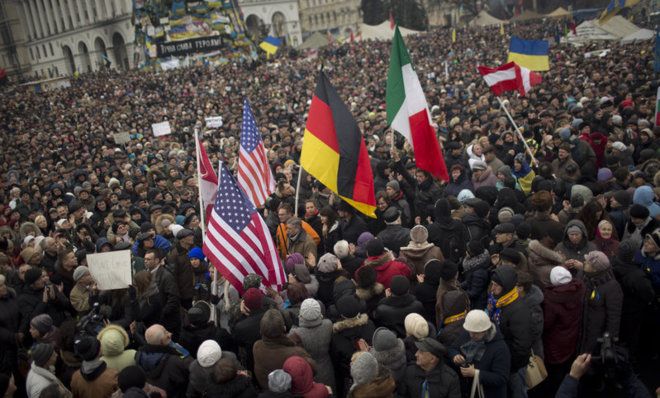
[197,340,222,368]
[333,240,350,259]
[463,310,492,333]
[23,236,36,246]
[169,224,184,238]
[550,266,572,286]
[612,141,626,152]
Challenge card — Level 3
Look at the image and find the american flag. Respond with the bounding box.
[237,98,274,208]
[203,162,284,293]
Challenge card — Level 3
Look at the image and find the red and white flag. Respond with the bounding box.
[478,61,541,97]
[203,162,285,294]
[237,98,275,208]
[195,132,218,220]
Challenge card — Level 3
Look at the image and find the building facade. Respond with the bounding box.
[240,0,302,47]
[0,0,133,82]
[298,0,361,39]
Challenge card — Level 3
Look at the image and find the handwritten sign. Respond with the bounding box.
[152,121,172,137]
[205,116,223,128]
[86,250,132,290]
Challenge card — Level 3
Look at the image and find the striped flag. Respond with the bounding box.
[203,162,285,294]
[237,98,275,208]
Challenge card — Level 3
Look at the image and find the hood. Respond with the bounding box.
[399,245,434,260]
[433,199,452,222]
[563,219,588,241]
[136,345,175,378]
[333,313,369,333]
[333,278,357,302]
[364,252,393,269]
[80,359,107,381]
[633,186,655,207]
[523,285,544,306]
[355,282,384,301]
[96,237,111,252]
[492,266,517,293]
[282,356,315,395]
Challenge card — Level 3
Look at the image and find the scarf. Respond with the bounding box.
[486,288,519,325]
[443,310,467,326]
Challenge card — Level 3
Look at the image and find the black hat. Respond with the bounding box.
[177,228,194,239]
[467,240,485,257]
[24,267,43,286]
[30,343,54,367]
[337,201,354,213]
[516,222,531,240]
[630,204,649,218]
[366,239,385,257]
[383,207,401,223]
[500,248,521,265]
[140,222,155,233]
[75,336,100,361]
[438,260,458,281]
[492,265,518,292]
[447,141,461,150]
[617,240,636,263]
[118,366,146,393]
[336,294,361,318]
[494,223,515,234]
[390,276,410,296]
[414,337,447,358]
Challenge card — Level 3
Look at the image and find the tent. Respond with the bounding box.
[512,10,542,21]
[620,28,655,44]
[358,21,419,41]
[546,7,571,18]
[298,31,329,49]
[568,16,641,42]
[599,16,641,39]
[469,10,508,27]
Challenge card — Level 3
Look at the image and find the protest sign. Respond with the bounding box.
[113,132,131,145]
[205,116,223,128]
[152,121,172,137]
[87,250,132,290]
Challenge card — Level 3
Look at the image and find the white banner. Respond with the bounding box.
[86,250,132,290]
[152,121,172,137]
[205,116,223,128]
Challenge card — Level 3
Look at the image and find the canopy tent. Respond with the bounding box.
[546,7,571,18]
[469,10,508,27]
[298,31,329,49]
[599,15,641,39]
[358,21,419,41]
[512,10,542,21]
[568,16,641,43]
[620,28,654,44]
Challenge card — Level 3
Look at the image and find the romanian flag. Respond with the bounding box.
[507,36,549,71]
[259,36,281,55]
[301,71,376,217]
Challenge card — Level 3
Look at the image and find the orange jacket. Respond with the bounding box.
[276,221,320,260]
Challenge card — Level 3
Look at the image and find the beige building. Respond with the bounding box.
[298,0,361,38]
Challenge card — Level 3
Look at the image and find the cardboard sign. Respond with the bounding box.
[152,121,172,137]
[113,132,130,145]
[87,250,132,290]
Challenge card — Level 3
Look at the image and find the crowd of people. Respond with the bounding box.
[0,16,659,398]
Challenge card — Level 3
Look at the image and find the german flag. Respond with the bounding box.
[301,71,376,217]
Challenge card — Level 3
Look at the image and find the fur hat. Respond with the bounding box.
[409,225,430,246]
[404,313,429,339]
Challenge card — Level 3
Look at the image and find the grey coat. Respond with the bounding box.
[289,318,335,391]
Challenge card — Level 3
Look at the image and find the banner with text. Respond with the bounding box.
[157,36,225,57]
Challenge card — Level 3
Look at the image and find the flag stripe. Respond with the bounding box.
[238,147,268,205]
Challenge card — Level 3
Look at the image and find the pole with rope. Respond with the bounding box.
[496,96,538,167]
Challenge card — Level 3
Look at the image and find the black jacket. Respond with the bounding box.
[135,344,190,398]
[207,375,256,398]
[460,252,491,311]
[153,266,181,336]
[499,298,533,371]
[376,224,411,256]
[340,215,368,244]
[413,280,439,326]
[462,214,491,248]
[398,362,461,398]
[330,314,376,384]
[167,244,194,302]
[373,294,425,338]
[17,285,71,337]
[580,269,624,354]
[0,288,19,373]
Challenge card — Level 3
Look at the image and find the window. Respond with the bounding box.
[49,42,54,56]
[29,47,34,60]
[54,66,58,76]
[36,46,40,59]
[42,44,47,58]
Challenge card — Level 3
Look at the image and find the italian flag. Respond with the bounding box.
[387,27,449,182]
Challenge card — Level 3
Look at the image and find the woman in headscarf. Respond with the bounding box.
[591,219,620,259]
[512,153,535,196]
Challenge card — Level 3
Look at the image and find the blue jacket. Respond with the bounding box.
[132,234,172,256]
[634,249,660,292]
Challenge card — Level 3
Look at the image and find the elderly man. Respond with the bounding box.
[69,266,96,315]
[275,203,320,260]
[286,217,317,268]
[399,337,461,398]
[135,324,190,398]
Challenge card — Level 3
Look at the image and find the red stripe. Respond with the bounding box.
[351,138,377,206]
[208,216,263,276]
[205,216,251,276]
[409,109,449,182]
[305,95,339,152]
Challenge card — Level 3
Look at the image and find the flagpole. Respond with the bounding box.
[294,165,303,216]
[496,96,538,167]
[195,129,218,326]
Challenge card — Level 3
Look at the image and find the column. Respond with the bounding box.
[65,0,79,29]
[36,0,54,36]
[34,0,49,37]
[28,0,43,38]
[21,2,36,40]
[76,0,88,24]
[49,0,63,34]
[104,0,112,18]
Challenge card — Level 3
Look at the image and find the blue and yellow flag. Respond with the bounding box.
[507,36,549,71]
[259,36,282,56]
[599,0,640,23]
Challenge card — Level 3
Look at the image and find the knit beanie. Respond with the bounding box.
[299,298,322,324]
[438,260,458,281]
[372,327,398,351]
[24,267,42,286]
[357,232,375,250]
[334,240,350,259]
[585,251,610,273]
[74,335,101,361]
[317,253,339,273]
[386,180,400,192]
[197,340,222,368]
[336,294,361,319]
[366,239,385,257]
[390,275,410,296]
[285,253,305,274]
[404,313,429,339]
[497,207,515,223]
[629,204,650,219]
[30,314,54,336]
[268,369,292,393]
[73,266,90,282]
[242,288,264,312]
[550,266,572,286]
[242,274,263,291]
[597,168,613,182]
[118,366,147,393]
[617,240,636,263]
[350,352,379,387]
[30,343,54,367]
[188,247,205,260]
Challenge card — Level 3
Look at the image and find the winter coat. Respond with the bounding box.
[412,280,439,325]
[179,324,234,362]
[231,308,268,373]
[400,243,444,276]
[135,344,190,398]
[289,318,336,390]
[622,217,658,251]
[70,362,118,398]
[152,266,181,336]
[472,167,499,190]
[498,296,533,371]
[18,285,72,336]
[27,362,73,398]
[526,240,566,289]
[580,269,624,354]
[330,314,376,391]
[398,361,461,398]
[167,244,195,302]
[612,257,655,347]
[413,179,444,221]
[448,327,510,398]
[521,285,544,358]
[186,352,240,398]
[99,326,137,372]
[287,231,318,264]
[252,336,311,390]
[556,220,597,262]
[376,225,411,256]
[70,283,92,314]
[462,214,491,248]
[635,249,660,293]
[340,215,369,245]
[543,279,584,365]
[445,168,473,200]
[0,288,19,373]
[350,375,396,398]
[373,294,425,338]
[315,270,341,308]
[355,283,386,318]
[460,251,490,310]
[427,216,469,264]
[206,375,257,398]
[361,252,412,289]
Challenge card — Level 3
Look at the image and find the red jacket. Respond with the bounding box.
[362,253,412,289]
[542,279,585,364]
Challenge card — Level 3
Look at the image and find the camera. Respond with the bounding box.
[76,302,106,336]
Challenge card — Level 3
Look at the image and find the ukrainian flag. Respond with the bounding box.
[599,0,640,23]
[259,36,282,56]
[507,36,549,72]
